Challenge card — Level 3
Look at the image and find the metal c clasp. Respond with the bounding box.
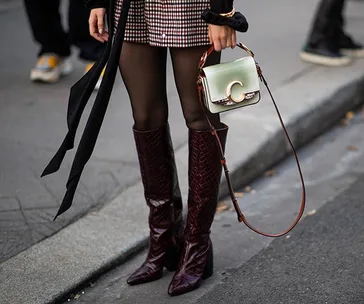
[226,81,245,103]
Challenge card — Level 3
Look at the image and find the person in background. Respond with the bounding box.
[24,0,106,88]
[300,0,364,66]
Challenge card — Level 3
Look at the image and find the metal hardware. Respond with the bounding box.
[226,81,245,103]
[219,7,236,18]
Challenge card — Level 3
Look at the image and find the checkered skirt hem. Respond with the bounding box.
[114,0,211,48]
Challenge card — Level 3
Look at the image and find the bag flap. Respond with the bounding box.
[202,56,260,103]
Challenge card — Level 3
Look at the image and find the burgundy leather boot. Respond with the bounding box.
[127,124,184,285]
[168,124,228,296]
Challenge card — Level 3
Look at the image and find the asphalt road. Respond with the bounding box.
[62,108,364,303]
[198,173,364,304]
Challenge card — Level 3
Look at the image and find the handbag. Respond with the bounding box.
[197,43,306,237]
[198,43,261,114]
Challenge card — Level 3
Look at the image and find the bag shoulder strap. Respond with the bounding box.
[197,43,306,238]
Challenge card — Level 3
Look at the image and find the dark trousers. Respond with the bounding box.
[307,0,345,47]
[24,0,105,61]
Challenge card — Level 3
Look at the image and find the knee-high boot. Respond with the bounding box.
[127,124,184,285]
[168,124,228,296]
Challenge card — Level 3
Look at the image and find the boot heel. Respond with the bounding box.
[202,244,213,279]
[164,246,181,271]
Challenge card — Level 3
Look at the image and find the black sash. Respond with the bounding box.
[41,0,131,220]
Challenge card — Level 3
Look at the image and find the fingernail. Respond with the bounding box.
[98,28,103,34]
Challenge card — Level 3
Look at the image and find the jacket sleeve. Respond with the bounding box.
[203,0,248,32]
[210,0,234,14]
[84,0,109,9]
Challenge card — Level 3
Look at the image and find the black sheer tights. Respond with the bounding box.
[119,42,222,131]
[170,46,222,130]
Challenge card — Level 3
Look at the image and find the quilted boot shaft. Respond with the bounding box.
[168,124,228,296]
[127,124,184,285]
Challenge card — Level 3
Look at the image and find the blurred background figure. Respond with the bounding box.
[300,0,364,66]
[24,0,106,88]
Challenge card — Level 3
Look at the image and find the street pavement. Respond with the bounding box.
[197,167,364,303]
[63,106,364,304]
[197,178,364,304]
[0,0,364,303]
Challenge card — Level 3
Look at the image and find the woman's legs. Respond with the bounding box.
[168,46,229,296]
[170,46,222,130]
[119,43,184,285]
[119,42,169,130]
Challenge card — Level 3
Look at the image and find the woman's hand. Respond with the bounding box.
[208,24,236,52]
[89,8,109,43]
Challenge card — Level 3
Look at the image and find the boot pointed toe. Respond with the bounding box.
[168,273,200,296]
[127,264,163,285]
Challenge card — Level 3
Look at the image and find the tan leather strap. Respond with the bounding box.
[197,43,306,237]
[198,42,254,70]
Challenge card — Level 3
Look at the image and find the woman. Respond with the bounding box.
[87,0,248,296]
[43,0,248,297]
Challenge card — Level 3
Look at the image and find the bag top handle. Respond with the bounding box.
[198,42,255,70]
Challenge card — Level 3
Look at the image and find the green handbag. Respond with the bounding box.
[197,43,306,238]
[198,43,261,114]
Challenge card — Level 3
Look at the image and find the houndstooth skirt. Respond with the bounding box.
[113,0,211,48]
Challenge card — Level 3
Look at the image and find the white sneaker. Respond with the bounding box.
[30,53,73,83]
[299,46,352,67]
[341,47,364,58]
[339,34,364,58]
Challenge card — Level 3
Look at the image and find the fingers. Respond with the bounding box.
[208,25,237,52]
[220,34,227,50]
[89,9,108,43]
[226,31,232,49]
[208,25,224,52]
[214,39,223,52]
[225,28,236,49]
[97,11,105,34]
[231,30,237,49]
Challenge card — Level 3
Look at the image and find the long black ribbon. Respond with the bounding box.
[41,0,131,220]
